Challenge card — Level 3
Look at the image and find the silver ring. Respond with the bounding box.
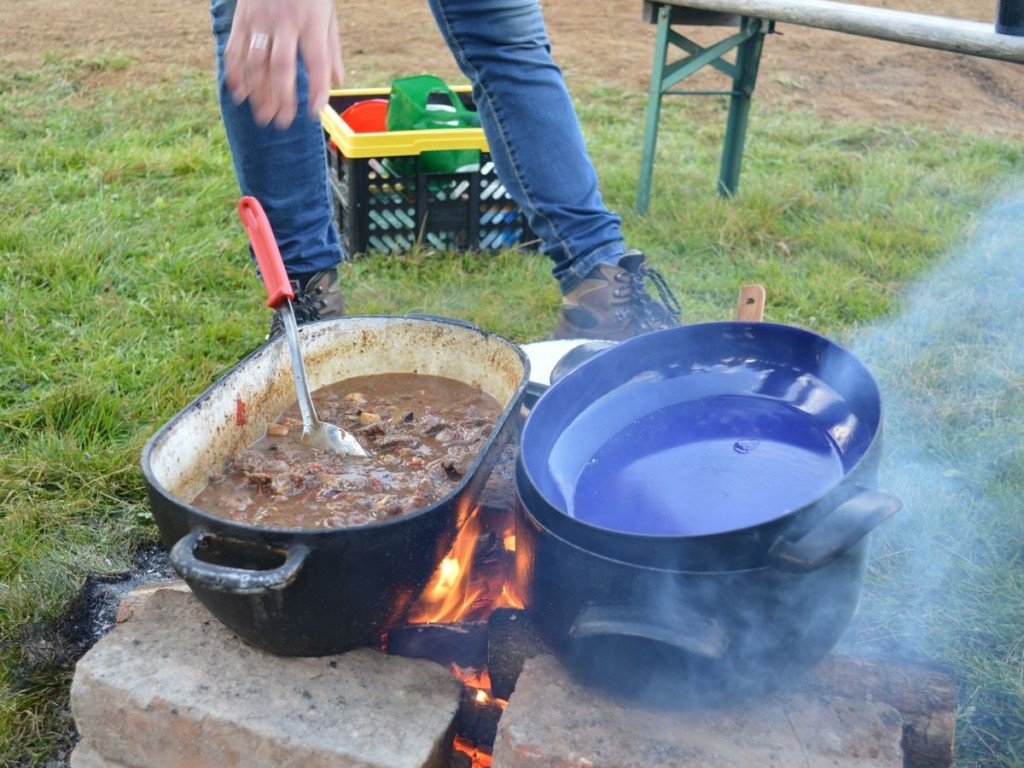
[249,32,270,52]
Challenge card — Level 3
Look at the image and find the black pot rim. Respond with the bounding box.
[517,321,884,546]
[142,314,529,542]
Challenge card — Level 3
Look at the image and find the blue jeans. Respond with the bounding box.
[212,0,342,276]
[210,0,625,292]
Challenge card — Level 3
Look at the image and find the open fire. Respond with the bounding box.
[388,484,523,767]
[404,503,522,626]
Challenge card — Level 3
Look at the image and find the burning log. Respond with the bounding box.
[457,684,504,750]
[448,746,474,768]
[451,736,492,768]
[401,494,517,628]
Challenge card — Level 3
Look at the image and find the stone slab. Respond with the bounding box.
[112,578,190,624]
[492,655,904,768]
[70,587,463,768]
[70,740,132,768]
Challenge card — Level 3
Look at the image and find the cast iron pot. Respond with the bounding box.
[515,321,900,704]
[142,316,528,656]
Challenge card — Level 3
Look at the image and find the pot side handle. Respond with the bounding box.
[767,488,902,573]
[169,529,310,595]
[569,603,729,659]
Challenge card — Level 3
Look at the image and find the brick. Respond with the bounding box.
[492,655,903,768]
[71,587,462,768]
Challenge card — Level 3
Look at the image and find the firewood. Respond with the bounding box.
[456,687,503,748]
[386,621,488,670]
[486,608,546,701]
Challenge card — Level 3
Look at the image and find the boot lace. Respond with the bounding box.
[625,265,682,330]
[290,284,329,323]
[267,281,327,338]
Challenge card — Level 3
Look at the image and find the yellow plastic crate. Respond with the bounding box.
[321,85,489,159]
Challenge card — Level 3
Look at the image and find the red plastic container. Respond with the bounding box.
[340,98,389,133]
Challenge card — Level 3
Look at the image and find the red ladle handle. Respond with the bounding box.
[238,196,294,309]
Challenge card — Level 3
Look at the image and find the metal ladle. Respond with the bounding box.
[237,196,368,458]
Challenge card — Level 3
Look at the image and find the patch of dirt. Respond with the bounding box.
[1,0,1023,138]
[8,546,176,767]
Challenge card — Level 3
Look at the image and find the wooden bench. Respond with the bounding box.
[636,0,1024,212]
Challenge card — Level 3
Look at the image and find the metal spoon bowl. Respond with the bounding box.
[238,196,368,458]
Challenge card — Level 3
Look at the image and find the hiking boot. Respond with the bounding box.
[267,268,345,339]
[553,251,681,341]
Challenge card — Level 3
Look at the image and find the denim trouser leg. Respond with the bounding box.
[428,0,625,293]
[210,0,343,276]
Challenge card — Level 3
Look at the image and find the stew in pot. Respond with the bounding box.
[191,373,502,529]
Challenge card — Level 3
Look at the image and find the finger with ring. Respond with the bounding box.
[249,32,270,52]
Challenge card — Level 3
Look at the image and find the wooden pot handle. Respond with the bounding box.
[735,284,766,322]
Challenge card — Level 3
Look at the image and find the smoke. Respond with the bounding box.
[839,184,1024,674]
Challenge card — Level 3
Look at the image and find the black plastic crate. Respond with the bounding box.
[322,89,537,256]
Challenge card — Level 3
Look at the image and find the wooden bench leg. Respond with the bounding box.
[718,17,769,197]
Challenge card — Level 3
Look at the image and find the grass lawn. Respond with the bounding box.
[1,54,1023,765]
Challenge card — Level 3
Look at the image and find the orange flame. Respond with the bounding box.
[497,581,524,611]
[454,736,493,768]
[398,501,523,768]
[404,505,522,624]
[405,507,489,624]
[451,664,508,709]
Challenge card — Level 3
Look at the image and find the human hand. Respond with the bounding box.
[224,0,345,129]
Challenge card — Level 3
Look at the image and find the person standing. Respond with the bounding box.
[212,0,680,341]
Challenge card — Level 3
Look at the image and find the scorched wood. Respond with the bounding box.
[386,622,489,670]
[487,608,546,701]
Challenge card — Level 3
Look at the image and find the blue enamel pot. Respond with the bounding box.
[514,322,900,703]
